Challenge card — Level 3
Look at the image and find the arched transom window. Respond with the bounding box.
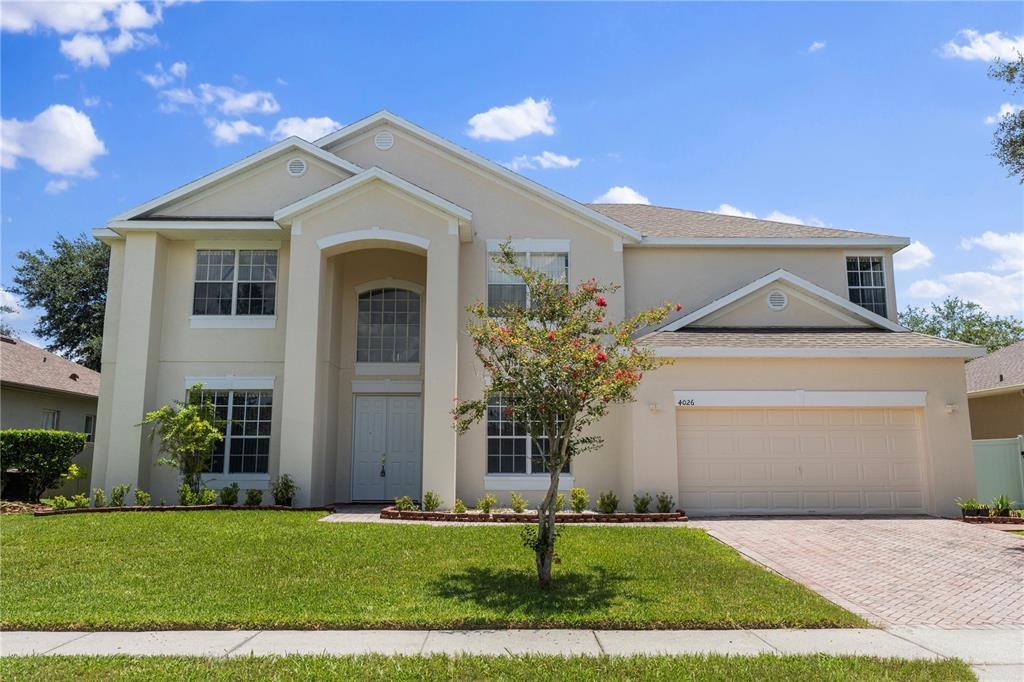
[356,287,421,363]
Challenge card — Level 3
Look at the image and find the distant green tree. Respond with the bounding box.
[0,304,17,337]
[989,53,1024,182]
[10,233,109,370]
[899,297,1024,353]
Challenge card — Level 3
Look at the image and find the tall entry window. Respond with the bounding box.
[356,288,421,364]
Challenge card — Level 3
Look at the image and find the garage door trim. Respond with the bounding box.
[674,390,927,408]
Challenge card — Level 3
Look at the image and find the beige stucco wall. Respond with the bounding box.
[629,357,976,517]
[695,282,870,328]
[968,391,1024,440]
[1,384,97,496]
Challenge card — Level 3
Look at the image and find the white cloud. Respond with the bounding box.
[942,29,1024,62]
[960,231,1024,271]
[83,95,101,107]
[205,118,265,145]
[504,150,580,171]
[593,186,650,204]
[715,203,826,227]
[985,102,1022,125]
[114,1,161,30]
[715,203,756,219]
[808,41,826,53]
[160,84,279,116]
[467,97,555,141]
[0,288,24,317]
[908,271,1023,316]
[1,104,107,176]
[270,116,341,141]
[0,2,116,33]
[894,241,935,271]
[142,60,187,88]
[44,179,72,194]
[59,29,155,68]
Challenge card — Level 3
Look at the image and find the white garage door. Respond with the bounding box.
[677,407,927,515]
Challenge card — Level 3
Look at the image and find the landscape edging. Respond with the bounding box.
[380,506,687,523]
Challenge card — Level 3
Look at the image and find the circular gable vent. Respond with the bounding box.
[374,130,395,151]
[286,157,307,177]
[767,289,789,311]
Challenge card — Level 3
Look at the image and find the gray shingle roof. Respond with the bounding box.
[641,327,981,353]
[966,341,1024,393]
[587,203,900,240]
[0,336,100,398]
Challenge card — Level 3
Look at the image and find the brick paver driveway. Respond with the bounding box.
[691,518,1024,628]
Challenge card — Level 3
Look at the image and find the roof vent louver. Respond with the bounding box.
[286,158,308,177]
[767,289,789,311]
[374,130,395,151]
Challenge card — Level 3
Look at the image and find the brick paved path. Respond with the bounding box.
[692,518,1024,629]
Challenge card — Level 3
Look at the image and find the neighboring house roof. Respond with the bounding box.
[966,341,1024,395]
[589,203,909,248]
[641,328,985,358]
[0,336,100,398]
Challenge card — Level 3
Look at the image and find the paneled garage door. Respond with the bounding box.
[677,407,927,515]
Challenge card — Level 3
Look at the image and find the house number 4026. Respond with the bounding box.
[677,399,695,406]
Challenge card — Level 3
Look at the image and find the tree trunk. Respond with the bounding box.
[535,465,561,588]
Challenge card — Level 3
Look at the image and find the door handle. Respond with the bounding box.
[380,452,386,478]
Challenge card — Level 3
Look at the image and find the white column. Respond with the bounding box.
[420,235,460,508]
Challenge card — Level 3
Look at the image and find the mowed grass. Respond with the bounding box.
[0,511,863,629]
[0,655,975,681]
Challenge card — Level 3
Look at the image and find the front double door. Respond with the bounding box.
[352,395,423,501]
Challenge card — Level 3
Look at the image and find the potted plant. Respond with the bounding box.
[991,494,1014,518]
[955,497,980,519]
[271,474,297,507]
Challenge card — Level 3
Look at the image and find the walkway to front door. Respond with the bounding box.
[352,395,422,501]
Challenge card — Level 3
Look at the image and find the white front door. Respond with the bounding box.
[352,395,422,501]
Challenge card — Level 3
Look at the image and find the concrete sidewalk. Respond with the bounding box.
[2,628,1021,680]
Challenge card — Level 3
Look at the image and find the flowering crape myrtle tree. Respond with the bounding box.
[453,243,677,588]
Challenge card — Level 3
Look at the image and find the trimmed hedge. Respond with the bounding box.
[0,429,86,501]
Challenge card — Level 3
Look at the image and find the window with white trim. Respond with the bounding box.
[356,288,421,363]
[486,396,568,475]
[202,389,273,474]
[83,414,96,443]
[40,409,60,430]
[487,251,568,314]
[846,256,887,317]
[193,249,277,316]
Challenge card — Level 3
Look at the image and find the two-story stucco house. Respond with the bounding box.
[90,111,983,516]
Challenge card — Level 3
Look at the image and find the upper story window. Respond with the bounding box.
[356,288,421,363]
[193,249,277,316]
[486,395,568,475]
[202,389,273,475]
[487,250,568,315]
[846,256,887,317]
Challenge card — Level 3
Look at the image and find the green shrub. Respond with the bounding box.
[133,489,151,506]
[452,498,467,513]
[0,429,86,501]
[477,493,497,514]
[555,492,566,512]
[110,483,131,507]
[394,496,415,511]
[220,482,240,506]
[421,490,441,512]
[71,493,89,508]
[509,491,527,513]
[271,474,297,506]
[198,488,218,505]
[92,488,107,508]
[656,491,675,513]
[991,494,1014,514]
[570,487,589,513]
[244,489,263,507]
[1010,508,1024,519]
[633,492,652,513]
[177,482,194,506]
[955,496,981,510]
[597,491,619,514]
[48,496,71,510]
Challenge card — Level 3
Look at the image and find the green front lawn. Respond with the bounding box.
[0,511,863,629]
[0,655,974,681]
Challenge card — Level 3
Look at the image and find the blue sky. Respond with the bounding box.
[2,1,1022,343]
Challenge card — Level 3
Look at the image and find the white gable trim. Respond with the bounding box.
[274,166,472,228]
[634,236,910,249]
[697,284,868,328]
[315,110,642,243]
[658,269,906,332]
[111,138,364,222]
[654,346,984,359]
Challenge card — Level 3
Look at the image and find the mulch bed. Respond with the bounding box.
[1,500,50,515]
[33,504,332,517]
[961,515,1023,525]
[380,506,687,523]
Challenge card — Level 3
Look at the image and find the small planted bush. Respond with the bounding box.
[244,488,263,507]
[48,496,71,510]
[597,491,619,514]
[422,490,441,512]
[555,492,566,512]
[656,491,675,513]
[220,482,240,506]
[198,488,218,506]
[570,487,589,513]
[991,494,1014,516]
[271,474,297,506]
[177,482,194,506]
[633,492,652,514]
[133,489,151,506]
[92,487,107,508]
[394,495,415,511]
[509,491,527,514]
[71,493,89,508]
[452,498,467,514]
[477,493,497,514]
[110,483,131,507]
